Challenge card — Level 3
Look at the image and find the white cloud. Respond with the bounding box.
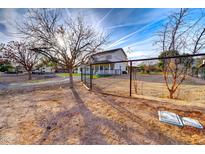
[66,9,108,34]
[0,9,23,43]
[0,8,110,43]
[96,8,113,27]
[126,51,148,58]
[0,31,12,43]
[124,35,157,49]
[107,16,165,49]
[123,36,161,59]
[106,9,174,30]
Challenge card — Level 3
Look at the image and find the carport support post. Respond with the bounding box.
[90,64,93,90]
[130,61,132,97]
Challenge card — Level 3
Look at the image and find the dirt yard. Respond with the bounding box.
[0,82,205,145]
[92,74,205,104]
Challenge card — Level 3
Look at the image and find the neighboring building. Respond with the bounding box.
[33,60,56,74]
[32,66,55,74]
[192,59,205,80]
[77,48,128,75]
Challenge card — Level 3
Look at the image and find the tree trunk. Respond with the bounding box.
[28,71,32,80]
[169,90,175,99]
[69,68,73,88]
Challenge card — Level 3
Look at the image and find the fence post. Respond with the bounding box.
[90,64,93,90]
[84,66,86,84]
[80,68,83,82]
[130,61,132,97]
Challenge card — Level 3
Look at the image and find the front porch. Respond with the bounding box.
[92,64,121,75]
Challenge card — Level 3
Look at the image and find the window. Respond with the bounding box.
[104,65,109,70]
[100,66,103,70]
[110,64,114,70]
[95,65,99,71]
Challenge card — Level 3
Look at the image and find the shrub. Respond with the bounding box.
[0,62,14,72]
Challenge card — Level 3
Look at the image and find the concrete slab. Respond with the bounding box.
[158,111,183,127]
[182,117,203,129]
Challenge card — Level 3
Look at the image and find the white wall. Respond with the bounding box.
[93,49,127,62]
[114,62,127,72]
[78,49,128,74]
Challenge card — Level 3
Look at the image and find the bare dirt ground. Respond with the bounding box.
[92,74,205,104]
[0,82,205,145]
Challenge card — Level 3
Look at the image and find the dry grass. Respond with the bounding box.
[92,75,205,106]
[0,83,205,144]
[134,81,205,100]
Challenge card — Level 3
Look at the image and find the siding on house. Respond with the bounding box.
[77,48,128,75]
[198,63,205,80]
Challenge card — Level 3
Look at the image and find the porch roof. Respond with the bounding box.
[93,60,112,64]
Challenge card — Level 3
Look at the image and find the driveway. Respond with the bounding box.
[0,76,80,92]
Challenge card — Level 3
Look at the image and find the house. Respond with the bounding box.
[78,48,128,75]
[32,66,55,74]
[198,60,205,80]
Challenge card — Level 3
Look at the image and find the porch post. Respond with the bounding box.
[93,65,96,74]
[108,64,111,74]
[80,67,83,82]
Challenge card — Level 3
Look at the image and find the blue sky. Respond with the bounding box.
[0,8,204,59]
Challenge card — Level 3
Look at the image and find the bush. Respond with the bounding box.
[122,71,127,74]
[0,63,14,72]
[96,74,112,78]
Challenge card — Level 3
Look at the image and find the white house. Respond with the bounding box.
[197,60,205,79]
[78,48,128,75]
[32,66,55,74]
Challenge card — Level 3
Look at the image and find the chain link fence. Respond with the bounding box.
[81,53,205,103]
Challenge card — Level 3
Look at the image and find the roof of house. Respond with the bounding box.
[91,60,112,64]
[92,48,127,58]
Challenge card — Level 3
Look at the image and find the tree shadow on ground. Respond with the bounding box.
[92,87,179,144]
[37,86,138,145]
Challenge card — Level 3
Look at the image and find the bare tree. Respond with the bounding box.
[0,43,5,56]
[157,8,205,99]
[4,41,41,80]
[0,43,5,65]
[0,43,4,50]
[158,51,193,99]
[18,9,107,88]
